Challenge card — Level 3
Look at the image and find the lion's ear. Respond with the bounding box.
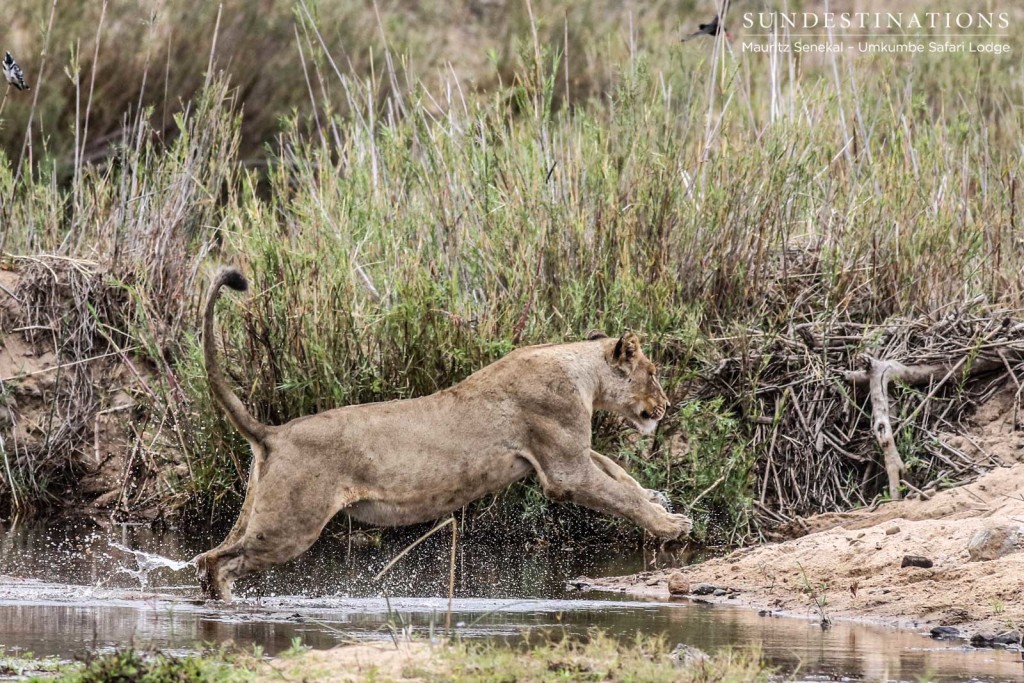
[586,329,609,340]
[611,332,640,369]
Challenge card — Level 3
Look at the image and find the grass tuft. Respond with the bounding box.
[1,1,1022,540]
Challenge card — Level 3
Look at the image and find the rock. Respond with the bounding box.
[971,631,1021,648]
[900,555,934,569]
[645,577,662,586]
[967,524,1023,562]
[930,626,961,640]
[566,577,591,592]
[690,583,719,596]
[667,572,690,596]
[885,525,901,535]
[992,631,1022,646]
[713,588,727,597]
[669,643,709,667]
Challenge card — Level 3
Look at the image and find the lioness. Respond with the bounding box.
[195,268,692,600]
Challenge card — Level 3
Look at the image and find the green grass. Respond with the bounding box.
[1,1,1022,540]
[31,635,770,683]
[431,633,768,683]
[0,648,63,679]
[30,648,253,683]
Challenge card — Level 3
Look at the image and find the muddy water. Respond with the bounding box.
[1,519,1022,682]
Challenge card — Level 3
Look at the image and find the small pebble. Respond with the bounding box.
[885,525,900,535]
[901,555,934,569]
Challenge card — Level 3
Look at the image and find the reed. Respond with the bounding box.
[1,1,1021,541]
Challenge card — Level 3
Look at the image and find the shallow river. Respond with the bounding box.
[0,519,1022,681]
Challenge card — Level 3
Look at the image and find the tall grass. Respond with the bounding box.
[1,1,1022,540]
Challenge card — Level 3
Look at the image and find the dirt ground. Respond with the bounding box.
[0,265,171,518]
[592,394,1024,640]
[262,642,434,683]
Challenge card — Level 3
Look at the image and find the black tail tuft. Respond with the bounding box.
[221,268,248,292]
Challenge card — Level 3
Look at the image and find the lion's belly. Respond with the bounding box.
[271,388,567,527]
[343,453,533,526]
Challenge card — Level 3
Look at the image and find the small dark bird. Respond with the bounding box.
[3,52,30,91]
[682,14,733,42]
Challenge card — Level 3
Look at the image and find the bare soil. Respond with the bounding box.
[593,392,1024,639]
[262,642,433,683]
[1,265,175,518]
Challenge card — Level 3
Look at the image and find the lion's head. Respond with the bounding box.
[597,332,670,435]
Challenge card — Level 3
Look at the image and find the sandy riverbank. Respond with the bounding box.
[591,463,1024,643]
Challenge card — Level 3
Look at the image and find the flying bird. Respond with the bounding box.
[682,1,733,42]
[682,14,733,41]
[3,52,30,91]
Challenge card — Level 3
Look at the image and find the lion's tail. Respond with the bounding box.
[203,267,268,444]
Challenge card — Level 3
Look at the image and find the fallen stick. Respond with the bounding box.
[0,346,140,382]
[864,357,905,500]
[841,357,1003,387]
[842,352,1013,500]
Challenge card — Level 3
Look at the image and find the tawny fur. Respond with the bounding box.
[195,267,691,600]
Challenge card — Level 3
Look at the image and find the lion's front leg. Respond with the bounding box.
[589,451,674,512]
[526,450,692,540]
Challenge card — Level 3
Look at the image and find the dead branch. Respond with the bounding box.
[841,357,1003,386]
[704,305,1024,532]
[861,358,905,499]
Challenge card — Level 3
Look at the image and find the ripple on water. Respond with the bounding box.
[0,521,1022,682]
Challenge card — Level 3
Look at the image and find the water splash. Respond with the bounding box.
[109,541,195,589]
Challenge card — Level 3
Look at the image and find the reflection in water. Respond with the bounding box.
[0,520,1022,682]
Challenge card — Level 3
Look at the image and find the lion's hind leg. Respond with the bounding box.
[196,504,336,601]
[193,454,265,600]
[221,451,265,547]
[196,466,356,601]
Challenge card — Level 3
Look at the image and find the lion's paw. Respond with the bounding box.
[658,512,693,540]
